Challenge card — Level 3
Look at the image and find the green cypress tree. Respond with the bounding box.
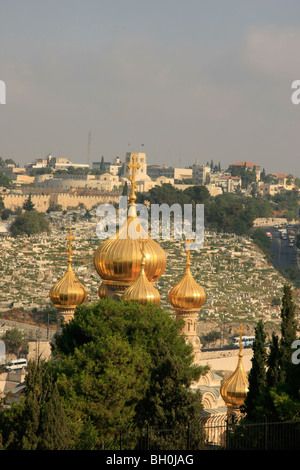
[38,379,72,450]
[243,320,267,422]
[22,194,35,211]
[266,333,283,387]
[6,361,73,450]
[279,284,297,381]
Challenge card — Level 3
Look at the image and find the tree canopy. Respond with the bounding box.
[10,210,50,237]
[243,285,300,423]
[138,183,273,236]
[0,299,209,450]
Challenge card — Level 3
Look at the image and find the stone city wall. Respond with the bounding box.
[253,217,288,226]
[3,193,119,212]
[198,348,253,372]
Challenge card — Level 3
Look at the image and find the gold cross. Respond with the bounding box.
[66,229,75,262]
[139,239,147,267]
[237,323,245,350]
[185,236,194,266]
[127,154,140,204]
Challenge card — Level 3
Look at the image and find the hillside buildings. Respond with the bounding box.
[1,152,299,210]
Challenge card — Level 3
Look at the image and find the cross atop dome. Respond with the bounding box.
[127,154,141,204]
[66,229,75,262]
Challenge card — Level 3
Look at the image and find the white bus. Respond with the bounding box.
[233,336,255,348]
[4,358,27,371]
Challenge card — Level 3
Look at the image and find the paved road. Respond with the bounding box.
[268,225,300,279]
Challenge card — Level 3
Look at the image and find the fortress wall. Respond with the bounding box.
[55,193,119,210]
[3,194,51,212]
[198,348,253,372]
[3,193,119,212]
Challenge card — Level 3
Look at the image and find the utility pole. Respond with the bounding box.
[87,130,91,168]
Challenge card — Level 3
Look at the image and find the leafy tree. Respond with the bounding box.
[0,328,28,356]
[201,330,221,346]
[0,173,12,187]
[139,183,192,207]
[243,320,267,421]
[227,164,257,188]
[51,299,207,448]
[122,181,128,196]
[0,361,73,450]
[10,210,50,237]
[100,156,105,174]
[84,209,92,220]
[0,208,13,220]
[279,284,298,381]
[251,229,273,262]
[266,333,283,387]
[183,185,210,204]
[22,194,35,211]
[244,285,300,423]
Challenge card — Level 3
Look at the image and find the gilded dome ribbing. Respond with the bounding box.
[220,324,249,408]
[49,230,87,311]
[168,241,206,311]
[94,154,166,289]
[123,241,160,305]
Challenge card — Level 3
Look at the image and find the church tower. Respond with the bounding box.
[123,152,147,181]
[49,230,87,331]
[220,323,249,421]
[93,153,166,299]
[168,239,206,362]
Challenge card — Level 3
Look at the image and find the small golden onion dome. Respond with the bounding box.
[220,324,249,408]
[98,281,108,299]
[49,230,87,311]
[94,154,166,288]
[123,242,161,306]
[168,242,206,311]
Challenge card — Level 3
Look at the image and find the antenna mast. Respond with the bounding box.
[87,130,91,167]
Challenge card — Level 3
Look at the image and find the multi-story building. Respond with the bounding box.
[208,172,242,193]
[92,159,122,176]
[147,165,174,179]
[147,165,192,182]
[26,154,89,171]
[122,152,148,181]
[191,164,211,185]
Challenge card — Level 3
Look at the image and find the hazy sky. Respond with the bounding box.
[1,0,300,176]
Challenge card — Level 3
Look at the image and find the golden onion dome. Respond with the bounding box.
[220,324,249,408]
[49,230,87,311]
[123,241,160,306]
[98,281,108,299]
[94,154,166,287]
[168,241,206,311]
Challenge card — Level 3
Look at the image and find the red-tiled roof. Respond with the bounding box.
[230,161,260,168]
[271,173,287,179]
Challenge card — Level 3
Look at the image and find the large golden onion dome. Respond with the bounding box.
[123,241,160,306]
[94,154,166,292]
[220,324,249,408]
[168,241,206,311]
[49,230,87,312]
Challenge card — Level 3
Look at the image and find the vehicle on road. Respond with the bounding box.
[233,335,255,348]
[4,358,27,371]
[266,231,272,240]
